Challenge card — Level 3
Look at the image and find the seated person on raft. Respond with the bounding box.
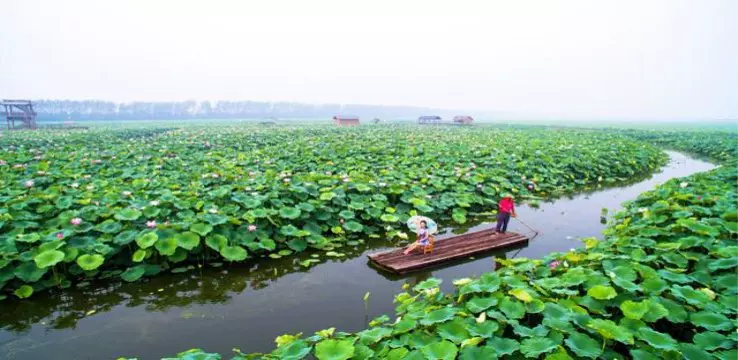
[404,220,432,255]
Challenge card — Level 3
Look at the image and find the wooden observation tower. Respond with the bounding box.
[2,100,38,130]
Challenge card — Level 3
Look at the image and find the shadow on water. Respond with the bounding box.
[0,151,716,360]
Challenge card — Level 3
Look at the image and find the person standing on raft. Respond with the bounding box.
[494,194,516,234]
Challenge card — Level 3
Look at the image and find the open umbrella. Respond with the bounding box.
[406,215,438,235]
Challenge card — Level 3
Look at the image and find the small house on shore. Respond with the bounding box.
[418,115,442,125]
[453,115,474,125]
[333,115,360,126]
[2,99,37,130]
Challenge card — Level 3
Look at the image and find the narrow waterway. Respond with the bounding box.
[0,151,716,360]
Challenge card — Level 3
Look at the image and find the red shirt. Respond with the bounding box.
[499,198,515,213]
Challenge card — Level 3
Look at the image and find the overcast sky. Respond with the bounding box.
[1,0,736,120]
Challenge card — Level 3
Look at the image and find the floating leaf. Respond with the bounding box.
[421,340,458,360]
[220,246,248,262]
[587,285,617,300]
[136,232,159,249]
[315,339,354,360]
[14,285,33,299]
[564,332,602,359]
[34,250,65,268]
[120,266,146,282]
[115,208,142,221]
[76,254,105,271]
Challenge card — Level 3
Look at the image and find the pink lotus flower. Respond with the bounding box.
[248,224,257,232]
[146,220,157,228]
[549,260,561,270]
[528,184,534,190]
[56,232,65,239]
[0,160,6,166]
[70,217,82,225]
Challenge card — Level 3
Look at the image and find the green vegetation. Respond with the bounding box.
[0,125,667,299]
[142,128,736,359]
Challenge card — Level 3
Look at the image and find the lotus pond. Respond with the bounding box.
[0,124,735,359]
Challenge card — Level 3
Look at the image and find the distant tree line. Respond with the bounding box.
[31,100,464,121]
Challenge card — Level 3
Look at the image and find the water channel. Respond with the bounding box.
[0,151,716,359]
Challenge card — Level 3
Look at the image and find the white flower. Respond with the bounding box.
[638,207,648,213]
[83,174,91,179]
[122,191,132,196]
[283,178,290,183]
[212,173,219,178]
[71,182,80,188]
[37,171,46,175]
[70,217,82,225]
[23,180,34,188]
[680,182,688,188]
[149,200,160,206]
[208,208,218,214]
[342,177,350,182]
[86,185,94,191]
[146,220,157,228]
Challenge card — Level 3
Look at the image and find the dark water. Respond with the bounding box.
[0,152,715,360]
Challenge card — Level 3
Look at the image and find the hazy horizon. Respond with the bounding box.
[2,0,737,121]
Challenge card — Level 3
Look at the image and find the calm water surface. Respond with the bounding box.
[0,151,715,359]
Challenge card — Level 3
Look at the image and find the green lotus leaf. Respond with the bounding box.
[587,285,617,300]
[96,220,122,234]
[525,299,545,313]
[380,214,399,222]
[709,257,738,272]
[640,299,670,322]
[671,285,710,307]
[205,234,228,251]
[113,230,138,245]
[679,343,713,360]
[14,285,34,299]
[564,332,602,359]
[34,250,65,268]
[120,265,146,282]
[487,337,520,356]
[63,247,79,262]
[693,332,733,351]
[202,213,228,225]
[620,300,650,320]
[132,249,147,262]
[392,318,417,334]
[690,311,732,331]
[358,327,392,344]
[136,232,159,249]
[509,288,534,303]
[55,196,73,209]
[189,223,213,236]
[155,237,178,256]
[38,240,64,252]
[287,238,308,252]
[272,339,311,360]
[413,277,442,291]
[421,340,458,360]
[499,297,526,319]
[143,207,160,217]
[258,238,277,251]
[636,328,677,351]
[437,318,471,344]
[677,218,719,236]
[280,225,300,236]
[420,307,458,325]
[342,221,363,232]
[468,320,499,338]
[641,277,668,294]
[76,254,105,271]
[519,337,558,358]
[315,339,354,360]
[465,296,498,313]
[279,207,302,219]
[16,233,40,243]
[115,208,142,221]
[220,246,248,262]
[586,319,633,344]
[175,232,200,250]
[629,349,660,360]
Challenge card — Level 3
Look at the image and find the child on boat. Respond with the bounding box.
[404,220,432,255]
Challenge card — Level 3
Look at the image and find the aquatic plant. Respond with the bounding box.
[0,125,670,299]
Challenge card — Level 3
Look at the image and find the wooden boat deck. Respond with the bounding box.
[367,229,529,274]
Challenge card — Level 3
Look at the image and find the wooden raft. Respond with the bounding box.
[368,229,529,274]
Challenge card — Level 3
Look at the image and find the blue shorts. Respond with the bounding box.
[419,238,429,246]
